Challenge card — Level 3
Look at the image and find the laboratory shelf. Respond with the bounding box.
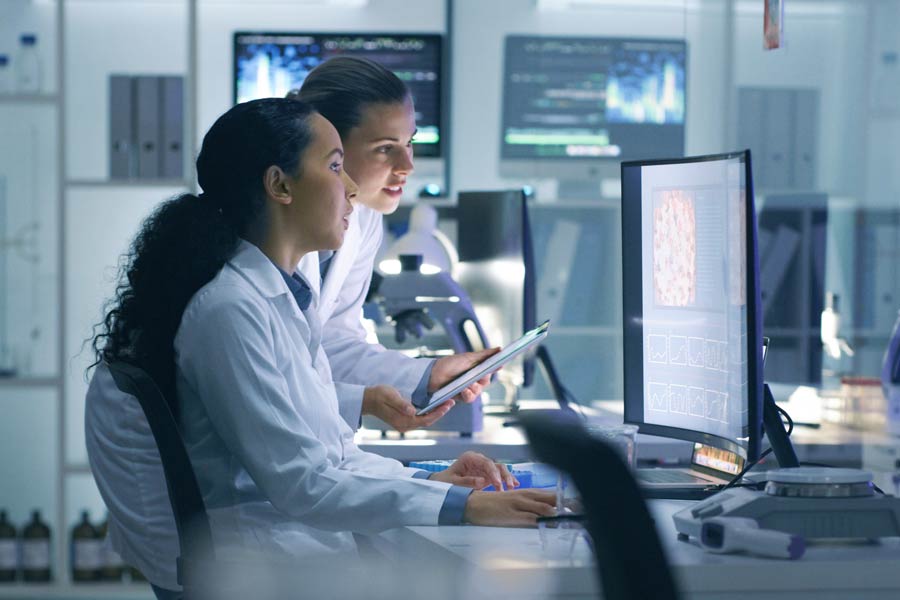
[65,179,191,188]
[0,376,60,389]
[0,583,153,599]
[0,94,59,105]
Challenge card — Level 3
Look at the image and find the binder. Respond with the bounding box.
[109,75,134,179]
[134,76,161,179]
[160,76,184,179]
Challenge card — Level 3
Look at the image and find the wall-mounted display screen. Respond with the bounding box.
[501,35,687,162]
[233,32,443,157]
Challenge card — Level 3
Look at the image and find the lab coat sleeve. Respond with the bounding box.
[322,213,430,398]
[333,382,365,430]
[176,289,450,533]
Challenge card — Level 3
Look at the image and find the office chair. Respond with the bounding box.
[107,361,214,598]
[519,411,680,600]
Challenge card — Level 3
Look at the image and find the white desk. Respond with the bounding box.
[355,401,886,467]
[376,499,900,599]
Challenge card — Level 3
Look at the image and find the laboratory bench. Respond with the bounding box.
[356,400,890,469]
[374,497,900,600]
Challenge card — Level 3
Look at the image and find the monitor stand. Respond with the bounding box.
[762,382,800,468]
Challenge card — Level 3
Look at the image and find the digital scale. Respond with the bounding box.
[674,468,900,544]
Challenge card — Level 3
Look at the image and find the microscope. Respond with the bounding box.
[368,254,490,435]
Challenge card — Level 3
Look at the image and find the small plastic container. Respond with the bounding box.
[16,34,41,94]
[537,513,585,560]
[585,423,639,469]
[0,55,11,94]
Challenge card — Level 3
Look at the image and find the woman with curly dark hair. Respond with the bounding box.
[85,98,555,600]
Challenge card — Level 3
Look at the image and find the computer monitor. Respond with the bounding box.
[500,35,687,189]
[233,32,443,158]
[456,190,538,387]
[621,150,763,461]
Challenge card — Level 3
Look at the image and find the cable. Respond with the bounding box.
[776,404,794,436]
[720,448,774,491]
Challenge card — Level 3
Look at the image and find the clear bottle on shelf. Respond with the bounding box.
[15,34,41,94]
[0,55,11,95]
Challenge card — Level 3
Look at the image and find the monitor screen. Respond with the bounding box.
[621,150,763,461]
[500,35,686,164]
[233,32,443,157]
[457,190,537,386]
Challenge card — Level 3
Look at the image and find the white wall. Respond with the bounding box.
[733,1,868,199]
[65,0,188,180]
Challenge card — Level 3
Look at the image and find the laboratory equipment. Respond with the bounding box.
[620,151,765,479]
[822,292,854,361]
[379,203,457,275]
[698,516,804,559]
[15,34,40,94]
[233,32,443,158]
[456,189,570,410]
[674,467,900,557]
[374,254,489,434]
[883,311,900,436]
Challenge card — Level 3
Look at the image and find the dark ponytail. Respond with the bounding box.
[90,98,317,404]
[288,56,410,139]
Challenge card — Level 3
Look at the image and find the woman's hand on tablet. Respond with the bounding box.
[429,347,502,403]
[361,385,455,433]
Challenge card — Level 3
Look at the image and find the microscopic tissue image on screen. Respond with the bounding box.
[652,190,696,307]
[639,158,747,442]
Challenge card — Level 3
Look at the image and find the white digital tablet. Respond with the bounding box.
[416,320,551,416]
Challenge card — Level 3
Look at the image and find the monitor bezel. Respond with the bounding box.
[620,149,763,462]
[232,31,444,158]
[498,34,689,175]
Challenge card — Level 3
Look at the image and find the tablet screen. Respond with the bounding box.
[415,320,551,416]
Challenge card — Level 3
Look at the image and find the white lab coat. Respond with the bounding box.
[174,240,450,558]
[296,205,431,428]
[84,239,449,589]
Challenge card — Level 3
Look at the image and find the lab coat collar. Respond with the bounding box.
[228,241,323,355]
[319,209,361,315]
[228,240,315,306]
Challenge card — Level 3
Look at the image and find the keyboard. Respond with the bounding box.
[636,469,711,485]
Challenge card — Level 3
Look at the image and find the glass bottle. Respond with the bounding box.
[70,511,101,582]
[0,511,17,582]
[96,515,124,582]
[15,34,41,94]
[21,510,51,582]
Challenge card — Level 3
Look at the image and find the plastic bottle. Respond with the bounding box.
[70,511,101,582]
[21,510,51,582]
[96,515,124,582]
[0,511,17,582]
[0,55,11,95]
[15,34,41,94]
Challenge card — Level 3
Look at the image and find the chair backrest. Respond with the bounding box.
[106,361,214,586]
[519,411,680,600]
